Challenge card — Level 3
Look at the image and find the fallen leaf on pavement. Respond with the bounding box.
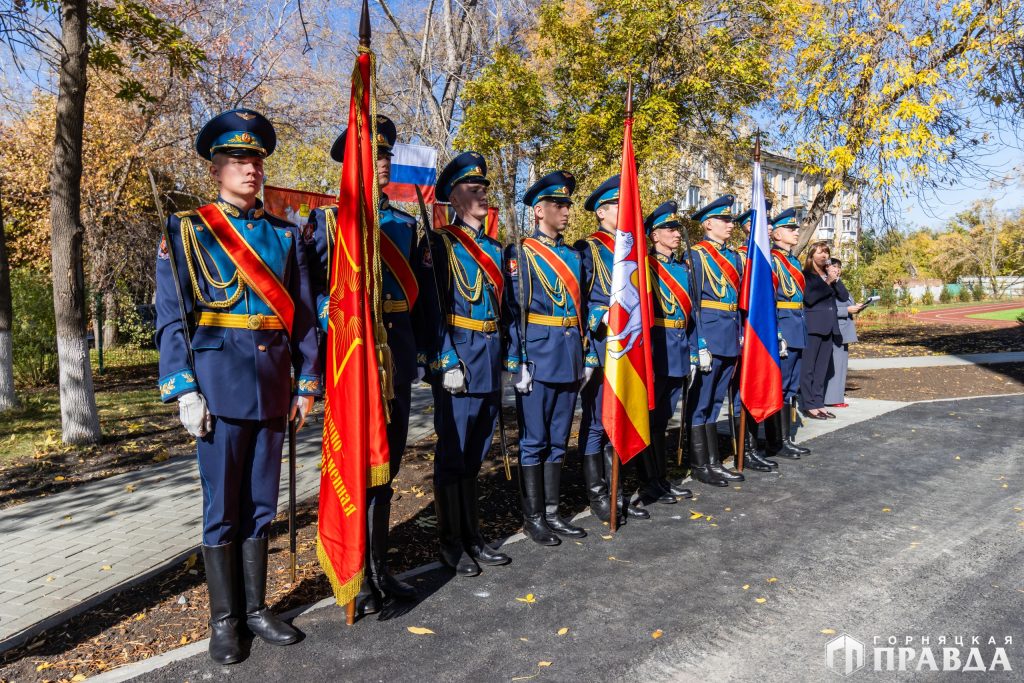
[767,577,777,583]
[689,511,704,520]
[652,630,663,639]
[557,627,569,636]
[407,626,435,635]
[742,584,750,590]
[516,594,537,604]
[755,598,767,604]
[538,661,552,667]
[821,628,836,635]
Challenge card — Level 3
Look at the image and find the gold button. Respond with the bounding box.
[285,231,292,238]
[257,344,267,352]
[385,293,392,300]
[246,223,254,229]
[195,225,204,232]
[387,322,393,329]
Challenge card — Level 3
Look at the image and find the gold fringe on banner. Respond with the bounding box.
[316,537,363,607]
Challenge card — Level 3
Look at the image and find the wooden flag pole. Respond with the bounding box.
[609,446,620,533]
[735,132,763,474]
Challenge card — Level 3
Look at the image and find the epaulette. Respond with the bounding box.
[174,209,199,218]
[390,206,416,223]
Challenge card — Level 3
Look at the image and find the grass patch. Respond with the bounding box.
[966,307,1024,322]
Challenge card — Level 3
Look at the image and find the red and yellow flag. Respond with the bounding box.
[316,46,391,607]
[601,108,655,464]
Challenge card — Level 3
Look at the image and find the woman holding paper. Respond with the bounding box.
[825,258,864,407]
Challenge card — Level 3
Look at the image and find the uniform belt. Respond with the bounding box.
[777,301,803,309]
[382,299,409,313]
[653,317,687,329]
[701,300,738,312]
[196,312,284,330]
[446,314,498,333]
[527,313,579,328]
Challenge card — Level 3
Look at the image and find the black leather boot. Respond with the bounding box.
[735,416,777,472]
[604,444,648,519]
[705,422,744,482]
[354,542,380,617]
[785,400,811,454]
[460,477,513,564]
[582,452,615,522]
[765,410,801,459]
[688,425,728,487]
[638,438,677,505]
[435,482,479,576]
[201,543,244,665]
[520,464,560,545]
[543,462,586,538]
[653,430,692,498]
[240,537,300,646]
[368,496,417,602]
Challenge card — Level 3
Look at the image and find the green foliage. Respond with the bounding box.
[939,286,953,303]
[10,269,58,386]
[959,286,973,302]
[880,285,898,309]
[897,289,913,307]
[971,281,985,301]
[1016,313,1024,327]
[115,291,153,349]
[920,288,935,306]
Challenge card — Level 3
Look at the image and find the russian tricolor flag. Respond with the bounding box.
[738,159,783,422]
[383,143,438,204]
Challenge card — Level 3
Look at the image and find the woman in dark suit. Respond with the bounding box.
[800,242,841,419]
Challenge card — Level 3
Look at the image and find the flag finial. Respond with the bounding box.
[359,0,371,47]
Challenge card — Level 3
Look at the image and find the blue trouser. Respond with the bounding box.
[578,368,606,457]
[368,380,412,507]
[516,380,579,466]
[432,386,499,487]
[652,375,684,436]
[197,415,285,546]
[781,348,802,402]
[801,334,836,410]
[687,355,736,426]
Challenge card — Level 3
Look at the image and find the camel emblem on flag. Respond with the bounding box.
[605,229,643,359]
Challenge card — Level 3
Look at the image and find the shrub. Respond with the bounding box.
[920,289,935,306]
[971,281,985,301]
[880,286,898,310]
[897,289,914,308]
[938,286,952,304]
[958,287,973,303]
[10,269,58,386]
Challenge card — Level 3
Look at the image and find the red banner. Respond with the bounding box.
[263,185,336,226]
[317,48,391,608]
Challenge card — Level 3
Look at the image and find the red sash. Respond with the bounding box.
[589,230,615,253]
[695,240,740,291]
[652,259,693,320]
[380,232,420,308]
[523,237,584,333]
[196,203,295,335]
[436,223,504,302]
[772,248,806,292]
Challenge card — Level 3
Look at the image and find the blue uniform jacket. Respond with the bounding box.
[689,239,742,358]
[574,229,615,369]
[649,251,705,378]
[503,230,586,384]
[771,248,808,350]
[308,196,422,385]
[155,198,320,420]
[415,217,510,394]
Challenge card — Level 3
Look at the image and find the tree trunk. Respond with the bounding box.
[0,182,16,412]
[795,177,842,257]
[102,288,118,349]
[50,0,100,444]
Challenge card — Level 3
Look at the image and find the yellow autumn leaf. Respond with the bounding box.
[881,508,891,512]
[821,628,837,635]
[742,584,750,590]
[516,593,537,604]
[184,553,198,570]
[180,635,189,644]
[651,629,664,639]
[601,534,613,540]
[767,577,777,583]
[689,511,704,520]
[54,475,65,481]
[954,456,961,460]
[125,484,137,493]
[36,662,52,672]
[557,627,569,636]
[407,626,435,635]
[755,597,767,604]
[135,613,146,621]
[46,576,55,582]
[724,507,732,512]
[101,565,112,571]
[72,674,87,682]
[538,661,552,667]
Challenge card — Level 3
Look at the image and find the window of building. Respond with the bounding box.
[698,157,709,180]
[733,199,745,215]
[822,212,835,229]
[687,185,701,209]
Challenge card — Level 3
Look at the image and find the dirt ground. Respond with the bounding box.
[845,362,1024,401]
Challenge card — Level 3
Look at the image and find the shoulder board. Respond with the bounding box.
[174,209,199,218]
[390,207,416,222]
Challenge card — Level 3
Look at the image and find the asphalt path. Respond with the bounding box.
[138,394,1024,682]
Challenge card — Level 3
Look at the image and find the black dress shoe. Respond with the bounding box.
[455,551,480,577]
[639,482,677,505]
[240,538,300,646]
[623,503,651,519]
[663,479,693,499]
[742,450,777,472]
[823,411,836,419]
[802,410,828,420]
[542,462,587,538]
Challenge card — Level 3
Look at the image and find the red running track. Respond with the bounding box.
[913,299,1023,328]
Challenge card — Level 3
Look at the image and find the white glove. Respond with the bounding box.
[515,366,533,394]
[698,348,712,373]
[583,366,595,387]
[601,311,609,326]
[779,338,789,359]
[416,366,427,382]
[443,366,467,394]
[739,334,744,349]
[290,395,314,431]
[178,391,212,438]
[688,365,697,389]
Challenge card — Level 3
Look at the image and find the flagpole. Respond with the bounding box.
[736,132,762,473]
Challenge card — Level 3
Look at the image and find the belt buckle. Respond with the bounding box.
[247,314,264,330]
[562,317,572,328]
[483,320,497,333]
[383,300,396,313]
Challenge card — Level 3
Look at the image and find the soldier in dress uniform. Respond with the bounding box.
[765,209,811,458]
[504,171,587,545]
[155,109,320,665]
[686,194,746,487]
[642,201,708,503]
[416,152,513,576]
[307,115,419,616]
[574,175,649,523]
[728,206,781,473]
